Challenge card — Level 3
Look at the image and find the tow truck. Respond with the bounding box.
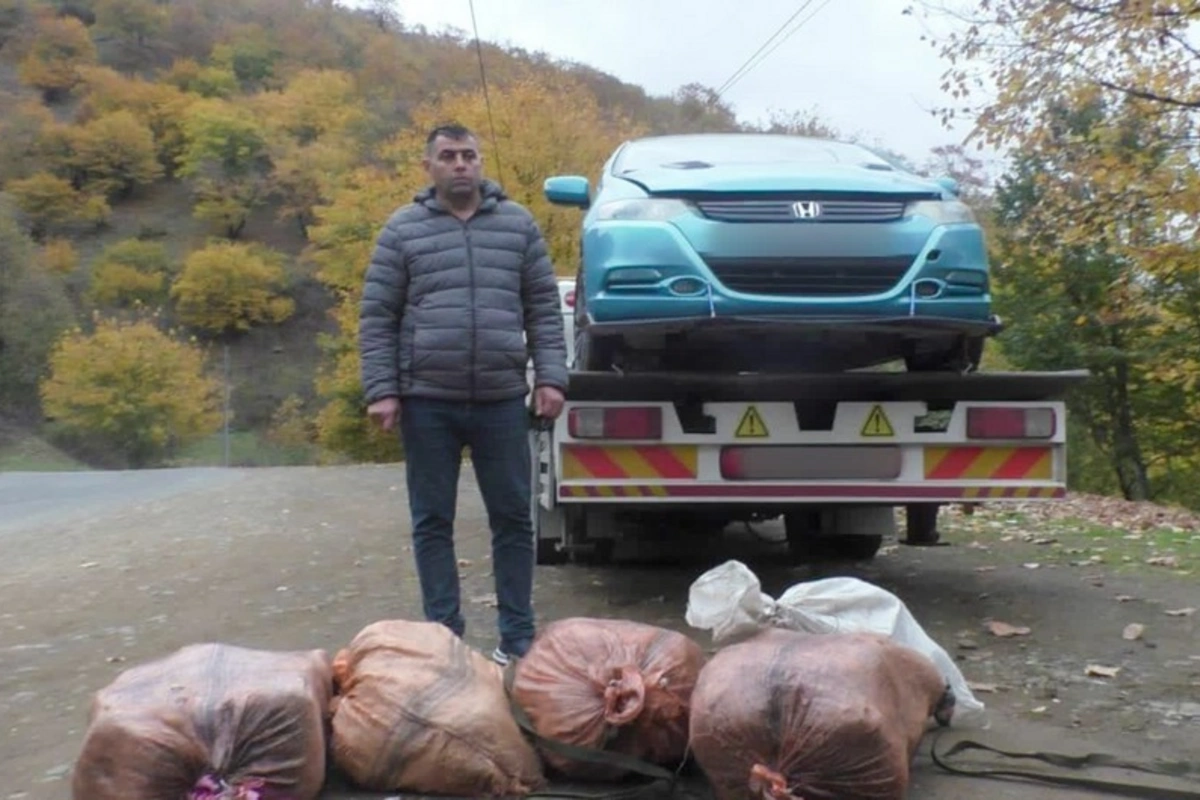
[530,282,1088,564]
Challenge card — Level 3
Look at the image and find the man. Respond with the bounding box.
[358,123,569,666]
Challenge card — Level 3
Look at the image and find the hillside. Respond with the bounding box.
[0,0,760,469]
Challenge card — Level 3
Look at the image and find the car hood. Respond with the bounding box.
[615,163,944,197]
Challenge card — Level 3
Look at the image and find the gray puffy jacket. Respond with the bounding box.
[358,180,568,405]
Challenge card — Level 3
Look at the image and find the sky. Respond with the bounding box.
[374,0,997,170]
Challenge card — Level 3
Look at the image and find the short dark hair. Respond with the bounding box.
[425,123,477,154]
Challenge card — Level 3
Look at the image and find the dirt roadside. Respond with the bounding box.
[1,465,1197,799]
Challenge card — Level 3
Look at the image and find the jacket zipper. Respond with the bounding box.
[463,217,476,402]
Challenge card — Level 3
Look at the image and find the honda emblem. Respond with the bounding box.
[792,200,822,219]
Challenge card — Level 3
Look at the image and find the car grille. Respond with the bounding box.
[704,256,914,296]
[695,199,906,223]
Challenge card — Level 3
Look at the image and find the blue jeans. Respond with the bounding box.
[399,396,535,656]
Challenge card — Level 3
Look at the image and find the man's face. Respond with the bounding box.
[423,135,483,200]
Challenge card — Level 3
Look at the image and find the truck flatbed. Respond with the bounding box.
[563,370,1090,404]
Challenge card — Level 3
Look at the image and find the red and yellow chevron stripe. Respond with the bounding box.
[923,446,1052,481]
[559,484,1066,499]
[562,445,697,480]
[962,485,1062,498]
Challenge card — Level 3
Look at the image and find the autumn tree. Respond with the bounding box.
[17,13,97,102]
[68,109,163,199]
[255,68,366,237]
[176,97,273,238]
[77,66,196,176]
[917,1,1200,288]
[5,173,75,236]
[93,0,165,47]
[39,316,222,467]
[0,197,74,418]
[88,238,174,308]
[40,238,79,276]
[170,239,294,335]
[0,95,56,184]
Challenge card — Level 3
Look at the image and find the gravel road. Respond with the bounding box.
[1,465,1196,799]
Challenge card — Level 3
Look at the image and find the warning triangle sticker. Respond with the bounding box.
[861,405,895,437]
[735,405,769,438]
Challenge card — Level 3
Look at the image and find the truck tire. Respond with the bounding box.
[903,503,941,546]
[783,510,883,563]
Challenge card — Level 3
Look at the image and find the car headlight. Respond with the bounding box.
[906,199,977,224]
[593,199,692,221]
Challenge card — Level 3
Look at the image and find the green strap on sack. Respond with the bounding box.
[501,661,687,800]
[930,730,1200,799]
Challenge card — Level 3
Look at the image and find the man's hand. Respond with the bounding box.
[367,397,401,431]
[534,386,565,420]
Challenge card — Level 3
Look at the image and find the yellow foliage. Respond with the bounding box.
[17,14,97,100]
[39,315,222,467]
[6,172,81,237]
[77,66,196,173]
[255,68,366,145]
[94,0,165,45]
[177,97,272,237]
[40,239,79,276]
[69,109,164,198]
[89,262,164,307]
[171,240,294,334]
[0,96,55,183]
[165,58,238,98]
[384,73,647,273]
[87,239,173,308]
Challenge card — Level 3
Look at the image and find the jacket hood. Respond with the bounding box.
[414,179,508,210]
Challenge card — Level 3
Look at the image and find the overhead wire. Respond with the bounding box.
[715,0,815,98]
[467,0,504,185]
[715,0,835,101]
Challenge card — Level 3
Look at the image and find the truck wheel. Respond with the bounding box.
[904,503,941,546]
[783,510,883,563]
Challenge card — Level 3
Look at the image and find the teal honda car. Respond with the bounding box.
[544,133,1002,373]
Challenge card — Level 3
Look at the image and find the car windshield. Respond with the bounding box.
[613,135,897,174]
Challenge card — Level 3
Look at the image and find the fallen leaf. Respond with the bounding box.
[1115,595,1137,602]
[986,621,1031,638]
[1146,556,1180,568]
[1165,608,1196,617]
[457,559,473,567]
[968,682,1000,693]
[469,593,498,608]
[1031,705,1048,714]
[1122,623,1145,641]
[1022,562,1041,570]
[974,566,997,573]
[1032,537,1057,545]
[1086,664,1121,678]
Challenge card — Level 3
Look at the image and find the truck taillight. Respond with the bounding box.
[568,406,662,439]
[967,407,1056,439]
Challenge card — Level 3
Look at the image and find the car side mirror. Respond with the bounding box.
[935,176,961,197]
[545,175,591,208]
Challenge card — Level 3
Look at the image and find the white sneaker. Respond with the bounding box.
[491,647,510,666]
